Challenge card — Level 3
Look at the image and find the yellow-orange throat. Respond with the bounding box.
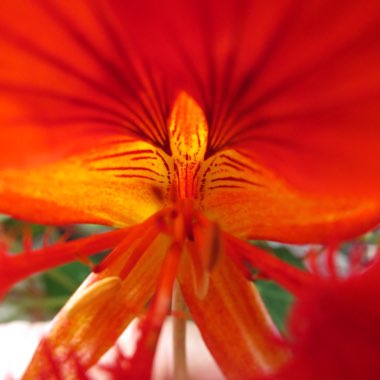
[168,92,208,200]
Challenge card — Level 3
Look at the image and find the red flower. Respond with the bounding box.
[262,250,380,380]
[0,1,379,379]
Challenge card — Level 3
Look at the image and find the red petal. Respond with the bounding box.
[0,1,173,159]
[269,258,380,380]
[113,0,380,197]
[2,1,380,226]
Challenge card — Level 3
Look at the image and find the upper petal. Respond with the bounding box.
[2,0,380,232]
[0,1,174,166]
[113,0,380,197]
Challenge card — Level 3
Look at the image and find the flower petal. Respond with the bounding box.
[201,149,380,243]
[3,1,380,212]
[178,250,289,379]
[267,258,380,380]
[0,139,172,226]
[23,228,171,378]
[114,0,380,197]
[0,1,173,154]
[228,1,380,198]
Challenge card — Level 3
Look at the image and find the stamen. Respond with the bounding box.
[178,198,194,241]
[22,224,33,253]
[74,253,96,270]
[94,224,158,278]
[187,240,210,300]
[225,234,315,296]
[326,243,339,278]
[305,247,321,276]
[42,226,54,248]
[172,281,189,380]
[67,276,122,312]
[124,241,182,379]
[94,208,172,275]
[0,227,128,298]
[193,211,223,271]
[348,243,367,275]
[188,218,223,300]
[118,225,160,280]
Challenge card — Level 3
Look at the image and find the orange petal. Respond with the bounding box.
[0,1,175,225]
[2,1,380,202]
[201,149,380,243]
[0,139,172,226]
[178,250,289,379]
[23,229,171,379]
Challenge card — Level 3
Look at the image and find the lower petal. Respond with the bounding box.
[22,231,171,378]
[178,249,289,379]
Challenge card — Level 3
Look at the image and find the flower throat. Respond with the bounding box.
[168,92,208,200]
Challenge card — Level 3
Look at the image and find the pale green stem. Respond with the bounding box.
[172,280,189,380]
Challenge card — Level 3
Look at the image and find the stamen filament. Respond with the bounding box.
[126,241,182,379]
[172,280,189,380]
[326,243,338,278]
[0,227,129,297]
[225,234,315,296]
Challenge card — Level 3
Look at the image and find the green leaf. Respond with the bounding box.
[255,280,294,332]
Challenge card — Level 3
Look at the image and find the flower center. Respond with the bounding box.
[168,92,208,200]
[165,93,221,297]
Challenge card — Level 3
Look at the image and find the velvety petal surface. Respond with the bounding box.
[120,0,380,198]
[0,1,173,156]
[179,250,289,379]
